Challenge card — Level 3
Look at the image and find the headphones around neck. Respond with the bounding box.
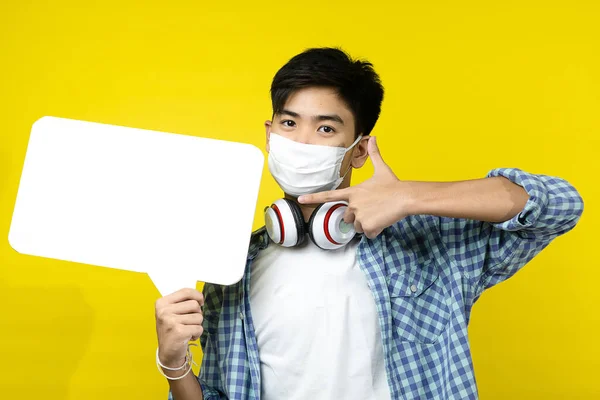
[264,199,357,250]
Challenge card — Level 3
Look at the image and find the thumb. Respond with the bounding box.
[368,136,390,173]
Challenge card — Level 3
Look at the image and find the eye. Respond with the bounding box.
[281,120,296,127]
[318,125,335,134]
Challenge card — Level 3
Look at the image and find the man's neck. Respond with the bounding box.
[284,194,317,222]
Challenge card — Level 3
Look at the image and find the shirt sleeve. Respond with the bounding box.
[435,167,584,305]
[168,283,228,400]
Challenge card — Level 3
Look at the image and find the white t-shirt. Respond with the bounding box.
[249,236,391,400]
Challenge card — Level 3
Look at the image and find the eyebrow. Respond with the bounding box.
[279,109,345,125]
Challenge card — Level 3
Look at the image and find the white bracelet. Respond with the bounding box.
[156,343,198,380]
[157,348,188,371]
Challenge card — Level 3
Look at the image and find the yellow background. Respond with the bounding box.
[0,1,598,399]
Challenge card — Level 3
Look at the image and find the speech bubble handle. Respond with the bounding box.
[148,271,198,297]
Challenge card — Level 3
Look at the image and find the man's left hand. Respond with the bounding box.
[298,136,410,239]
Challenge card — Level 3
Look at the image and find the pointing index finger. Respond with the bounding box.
[298,187,351,204]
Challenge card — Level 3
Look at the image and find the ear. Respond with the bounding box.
[351,135,370,168]
[265,120,272,152]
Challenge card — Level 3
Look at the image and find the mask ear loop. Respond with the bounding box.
[346,134,364,152]
[339,135,364,181]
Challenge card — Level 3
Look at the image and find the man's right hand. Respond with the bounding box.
[155,288,205,369]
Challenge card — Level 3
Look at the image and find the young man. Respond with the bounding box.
[155,48,584,400]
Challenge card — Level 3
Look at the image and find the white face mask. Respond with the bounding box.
[267,132,363,197]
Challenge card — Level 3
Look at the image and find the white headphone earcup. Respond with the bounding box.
[265,199,305,247]
[308,201,356,250]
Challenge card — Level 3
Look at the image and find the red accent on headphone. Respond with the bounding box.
[324,203,345,245]
[272,204,285,245]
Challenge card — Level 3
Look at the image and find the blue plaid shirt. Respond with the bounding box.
[169,168,583,400]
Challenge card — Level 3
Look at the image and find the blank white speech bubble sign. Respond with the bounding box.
[8,116,264,296]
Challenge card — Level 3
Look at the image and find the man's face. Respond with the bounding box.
[265,86,369,190]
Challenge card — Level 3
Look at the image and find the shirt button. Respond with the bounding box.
[410,284,418,293]
[240,312,244,320]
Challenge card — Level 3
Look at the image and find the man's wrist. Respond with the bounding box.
[397,180,428,217]
[158,350,188,370]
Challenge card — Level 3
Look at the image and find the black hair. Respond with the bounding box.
[270,47,384,137]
